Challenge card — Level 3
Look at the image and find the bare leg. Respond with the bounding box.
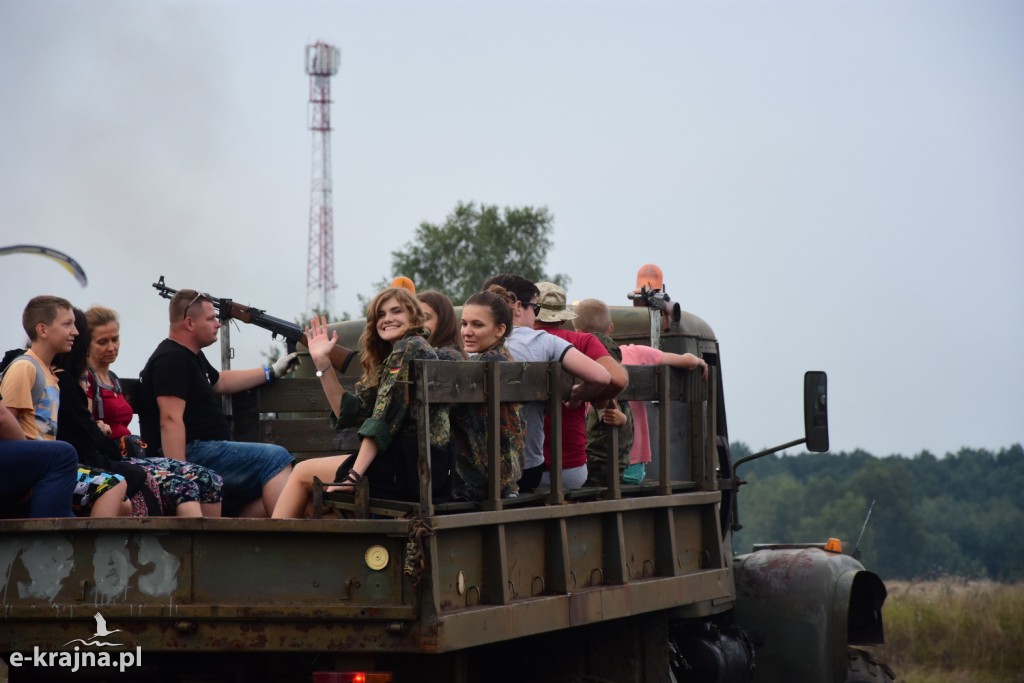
[201,502,222,517]
[236,498,268,518]
[175,501,202,518]
[271,456,349,519]
[261,466,293,516]
[89,481,128,518]
[231,464,295,518]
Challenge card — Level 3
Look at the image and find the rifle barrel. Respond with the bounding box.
[152,277,357,373]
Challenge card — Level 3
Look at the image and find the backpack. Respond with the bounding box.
[86,368,123,421]
[86,369,147,458]
[0,350,46,406]
[0,350,53,437]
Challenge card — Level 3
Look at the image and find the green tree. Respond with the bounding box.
[382,201,570,305]
[733,471,805,552]
[729,444,1024,579]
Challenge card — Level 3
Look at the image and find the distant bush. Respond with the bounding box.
[731,444,1024,580]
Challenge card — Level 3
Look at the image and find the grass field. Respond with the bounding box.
[867,579,1024,683]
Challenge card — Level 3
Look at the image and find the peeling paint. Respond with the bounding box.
[18,537,74,601]
[136,536,180,596]
[93,535,136,603]
[0,539,22,602]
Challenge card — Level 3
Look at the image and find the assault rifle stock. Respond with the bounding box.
[152,276,356,374]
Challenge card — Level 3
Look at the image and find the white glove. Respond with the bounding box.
[271,352,301,379]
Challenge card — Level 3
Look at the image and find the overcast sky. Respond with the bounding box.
[1,0,1021,458]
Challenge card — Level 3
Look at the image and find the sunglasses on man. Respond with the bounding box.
[182,291,212,320]
[519,301,541,315]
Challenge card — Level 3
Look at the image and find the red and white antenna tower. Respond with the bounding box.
[305,42,340,314]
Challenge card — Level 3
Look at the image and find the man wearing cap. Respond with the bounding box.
[482,275,613,492]
[532,282,629,490]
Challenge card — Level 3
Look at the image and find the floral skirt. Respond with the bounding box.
[129,474,162,517]
[127,457,224,516]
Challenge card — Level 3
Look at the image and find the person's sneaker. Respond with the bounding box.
[621,463,646,484]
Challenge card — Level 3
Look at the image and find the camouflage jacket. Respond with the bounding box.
[449,342,525,501]
[334,329,450,453]
[585,332,633,484]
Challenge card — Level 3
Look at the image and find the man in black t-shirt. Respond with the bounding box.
[137,289,297,516]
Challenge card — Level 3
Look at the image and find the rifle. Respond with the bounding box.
[626,285,681,350]
[152,276,357,374]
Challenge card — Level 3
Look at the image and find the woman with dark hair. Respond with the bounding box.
[54,308,160,516]
[450,285,525,500]
[417,290,466,361]
[272,287,451,517]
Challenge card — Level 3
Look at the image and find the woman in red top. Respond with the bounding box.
[85,306,223,517]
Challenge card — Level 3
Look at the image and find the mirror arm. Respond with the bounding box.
[732,437,806,474]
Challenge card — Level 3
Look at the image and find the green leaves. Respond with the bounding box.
[387,201,569,306]
[732,443,1024,580]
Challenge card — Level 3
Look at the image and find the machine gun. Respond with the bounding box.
[152,276,356,373]
[625,264,682,349]
[626,285,681,350]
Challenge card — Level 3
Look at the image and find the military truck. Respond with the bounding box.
[0,278,894,683]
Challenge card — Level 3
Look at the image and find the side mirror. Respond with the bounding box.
[804,371,829,452]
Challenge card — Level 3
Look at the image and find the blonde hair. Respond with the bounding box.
[85,305,119,331]
[572,298,612,335]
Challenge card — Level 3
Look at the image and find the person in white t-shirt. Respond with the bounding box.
[482,275,612,491]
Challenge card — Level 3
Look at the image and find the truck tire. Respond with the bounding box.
[845,648,896,682]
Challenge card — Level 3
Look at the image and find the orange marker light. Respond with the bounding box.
[635,264,664,291]
[824,538,843,553]
[391,276,416,294]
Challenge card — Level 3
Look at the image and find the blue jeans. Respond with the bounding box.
[0,439,77,517]
[186,440,293,503]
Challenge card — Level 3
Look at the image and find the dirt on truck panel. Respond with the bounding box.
[0,271,891,683]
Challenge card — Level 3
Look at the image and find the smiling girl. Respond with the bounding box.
[272,288,451,518]
[450,285,525,501]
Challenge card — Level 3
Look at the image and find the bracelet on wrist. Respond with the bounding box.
[263,365,272,383]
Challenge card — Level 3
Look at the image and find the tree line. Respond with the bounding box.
[729,443,1024,581]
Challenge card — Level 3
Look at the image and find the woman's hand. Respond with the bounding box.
[96,420,112,437]
[306,315,339,373]
[602,405,627,426]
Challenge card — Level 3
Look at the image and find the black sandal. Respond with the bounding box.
[325,468,363,495]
